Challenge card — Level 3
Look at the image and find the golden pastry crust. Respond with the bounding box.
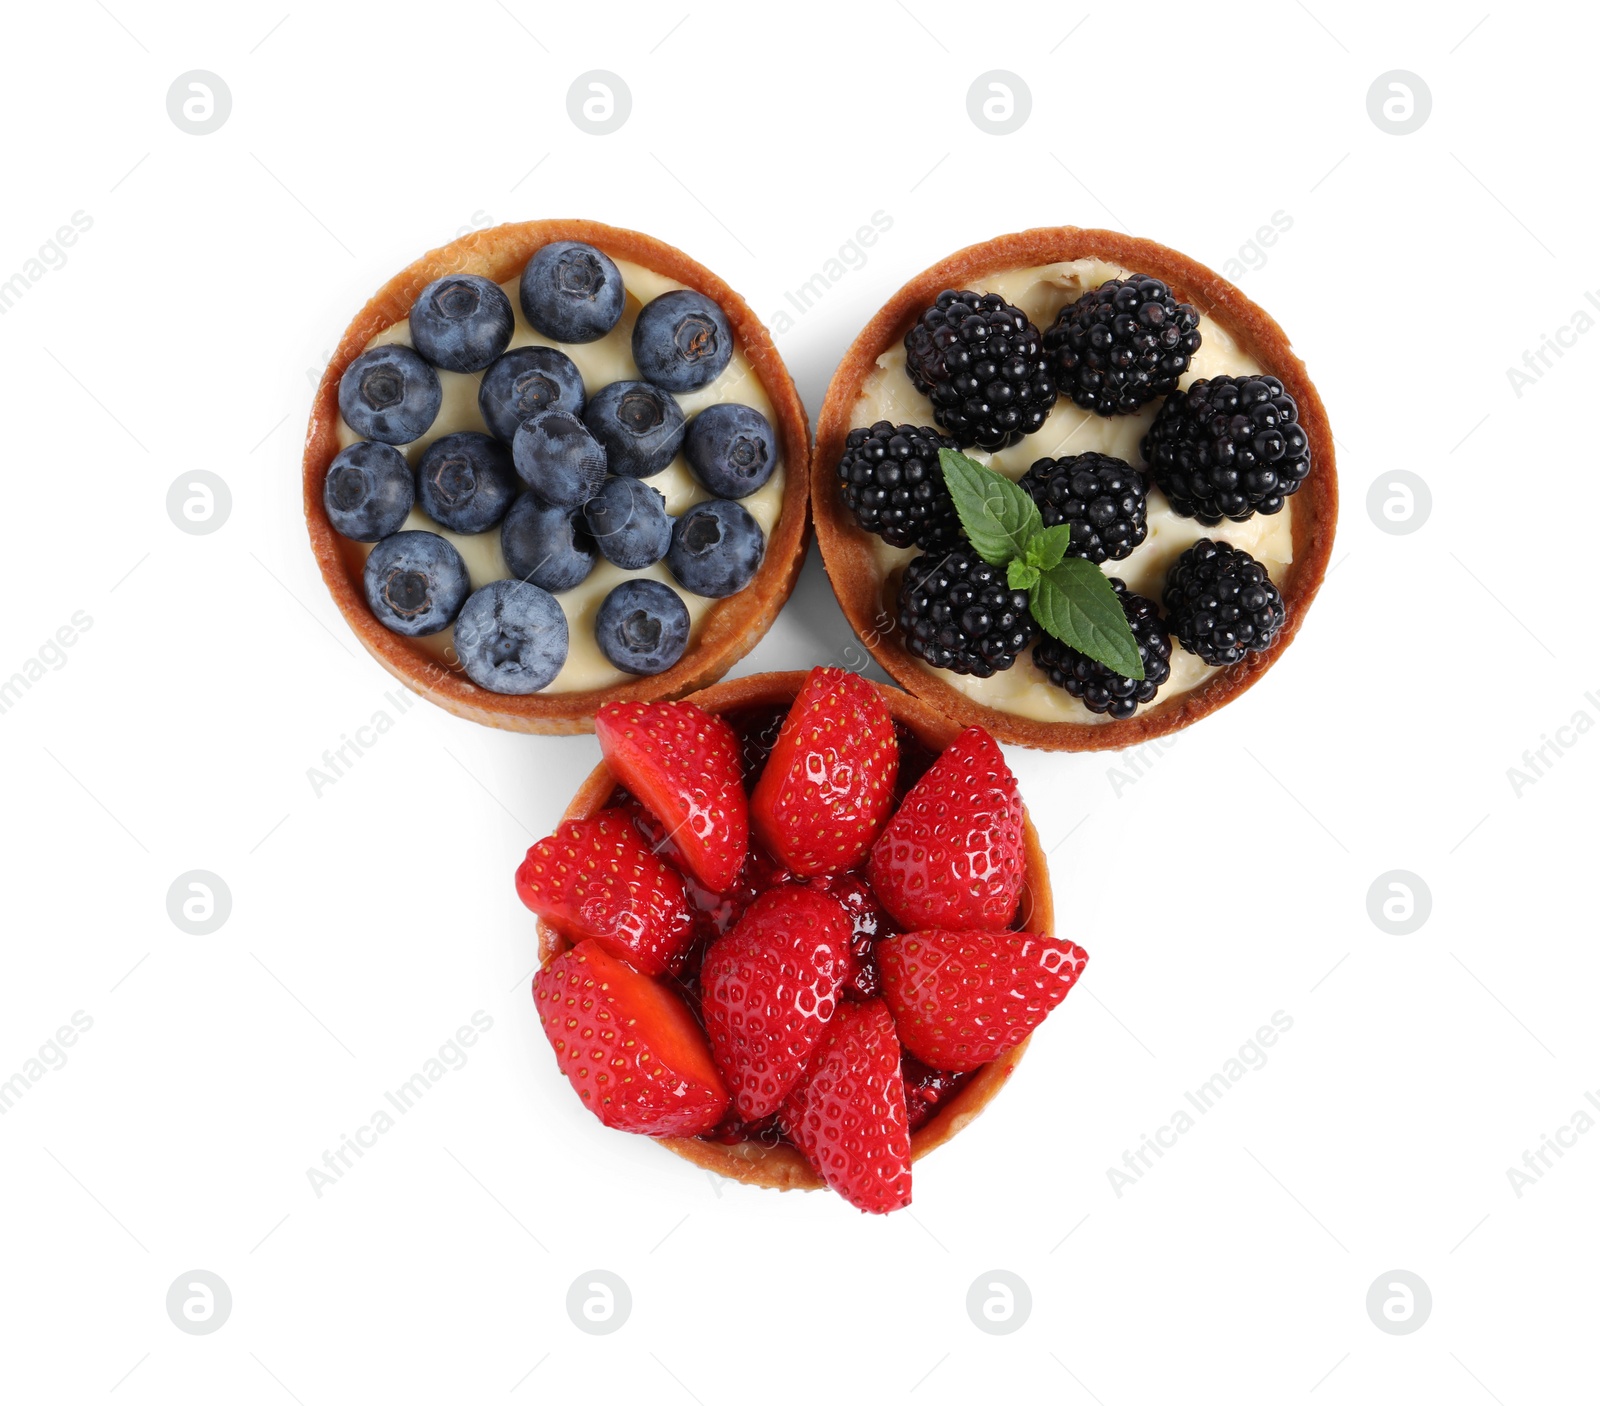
[303,220,811,734]
[535,670,1054,1192]
[811,226,1338,752]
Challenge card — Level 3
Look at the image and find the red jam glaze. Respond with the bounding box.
[902,1054,973,1133]
[593,700,964,1148]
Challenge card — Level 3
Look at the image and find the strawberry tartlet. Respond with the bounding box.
[517,667,1081,1212]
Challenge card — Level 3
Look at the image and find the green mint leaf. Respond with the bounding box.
[1008,559,1040,591]
[938,449,1042,567]
[1027,523,1073,573]
[1029,558,1145,681]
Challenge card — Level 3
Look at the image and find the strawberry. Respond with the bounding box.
[781,999,912,1214]
[595,700,748,893]
[867,725,1025,931]
[750,666,899,877]
[878,928,1089,1072]
[515,810,695,977]
[700,885,853,1120]
[532,940,729,1136]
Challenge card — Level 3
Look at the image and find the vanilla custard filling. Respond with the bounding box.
[336,260,785,694]
[849,259,1294,725]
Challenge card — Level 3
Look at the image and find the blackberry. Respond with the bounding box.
[835,421,960,549]
[1163,539,1285,667]
[1045,275,1201,416]
[1141,374,1311,523]
[898,549,1034,677]
[1033,579,1171,719]
[903,290,1057,450]
[1018,453,1148,564]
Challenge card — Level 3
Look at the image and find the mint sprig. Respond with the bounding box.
[938,449,1144,682]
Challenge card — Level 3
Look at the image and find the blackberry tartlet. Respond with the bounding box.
[305,220,810,734]
[812,227,1337,751]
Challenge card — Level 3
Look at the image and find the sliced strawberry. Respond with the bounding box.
[781,999,912,1214]
[700,885,853,1120]
[750,666,899,877]
[595,700,748,893]
[867,725,1026,931]
[532,940,729,1136]
[878,928,1089,1072]
[515,810,695,976]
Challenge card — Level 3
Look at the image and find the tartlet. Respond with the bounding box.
[812,227,1337,751]
[304,219,811,734]
[535,670,1056,1192]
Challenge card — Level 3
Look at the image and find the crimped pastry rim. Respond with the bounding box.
[810,226,1339,752]
[303,219,812,735]
[534,670,1055,1193]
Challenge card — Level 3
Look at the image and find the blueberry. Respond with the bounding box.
[479,346,586,443]
[632,290,733,393]
[363,530,470,636]
[583,380,685,478]
[408,275,514,373]
[338,345,442,444]
[582,477,673,570]
[500,492,597,593]
[519,240,625,344]
[667,500,765,598]
[453,579,568,694]
[595,579,690,676]
[684,403,778,498]
[324,441,414,541]
[512,411,608,508]
[416,431,518,534]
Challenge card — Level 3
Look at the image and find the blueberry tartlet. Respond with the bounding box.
[812,228,1337,751]
[305,220,809,733]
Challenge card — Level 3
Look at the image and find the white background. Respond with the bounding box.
[2,1,1595,1400]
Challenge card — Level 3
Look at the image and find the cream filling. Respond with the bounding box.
[337,260,784,694]
[849,258,1294,725]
